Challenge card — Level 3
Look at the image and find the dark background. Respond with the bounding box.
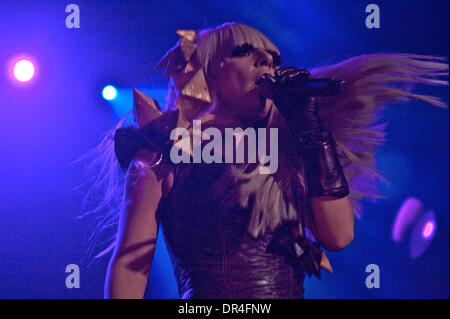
[0,0,448,298]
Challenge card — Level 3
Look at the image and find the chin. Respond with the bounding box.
[236,98,268,122]
[242,88,264,107]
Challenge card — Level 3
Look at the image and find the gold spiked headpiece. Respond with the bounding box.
[155,30,212,125]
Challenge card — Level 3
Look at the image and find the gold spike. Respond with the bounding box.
[184,61,195,73]
[155,51,171,69]
[174,95,204,125]
[178,37,197,61]
[133,88,163,127]
[163,57,182,78]
[176,29,196,42]
[320,252,333,273]
[180,68,211,103]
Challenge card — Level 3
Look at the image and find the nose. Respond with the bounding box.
[253,50,274,70]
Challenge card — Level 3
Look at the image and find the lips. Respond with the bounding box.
[255,73,268,85]
[254,73,275,99]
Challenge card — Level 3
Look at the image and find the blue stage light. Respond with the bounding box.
[102,85,117,100]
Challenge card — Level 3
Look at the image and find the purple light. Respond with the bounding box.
[13,59,35,82]
[409,210,437,259]
[422,221,435,238]
[392,197,424,242]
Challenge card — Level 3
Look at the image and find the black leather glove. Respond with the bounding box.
[259,67,350,198]
[114,126,148,171]
[259,67,325,142]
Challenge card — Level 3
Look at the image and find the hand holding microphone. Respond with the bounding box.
[257,67,350,198]
[256,66,348,99]
[257,67,328,143]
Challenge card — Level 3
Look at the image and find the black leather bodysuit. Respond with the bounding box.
[114,110,323,299]
[155,160,306,299]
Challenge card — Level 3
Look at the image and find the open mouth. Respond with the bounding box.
[255,73,274,99]
[255,73,268,85]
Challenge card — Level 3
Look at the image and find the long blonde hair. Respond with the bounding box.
[311,53,448,217]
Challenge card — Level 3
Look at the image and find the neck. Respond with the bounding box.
[212,100,272,129]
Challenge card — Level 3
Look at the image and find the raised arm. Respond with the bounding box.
[302,129,354,251]
[104,150,173,298]
[309,196,354,251]
[262,67,354,251]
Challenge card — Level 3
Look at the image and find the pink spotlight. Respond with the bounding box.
[409,210,437,259]
[13,59,35,82]
[422,221,435,239]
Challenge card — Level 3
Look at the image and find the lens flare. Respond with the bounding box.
[409,210,437,259]
[422,221,435,239]
[392,197,424,242]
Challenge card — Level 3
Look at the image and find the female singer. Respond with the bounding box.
[83,22,448,298]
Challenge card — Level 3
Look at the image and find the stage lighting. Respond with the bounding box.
[410,210,436,258]
[392,197,438,259]
[13,59,35,82]
[102,85,117,100]
[422,221,435,239]
[392,197,424,242]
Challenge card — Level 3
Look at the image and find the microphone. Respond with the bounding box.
[256,74,348,98]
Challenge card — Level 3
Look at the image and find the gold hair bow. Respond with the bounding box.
[156,30,212,126]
